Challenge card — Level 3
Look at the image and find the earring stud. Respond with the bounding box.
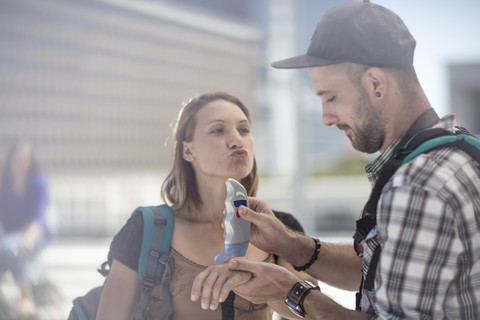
[375,92,381,98]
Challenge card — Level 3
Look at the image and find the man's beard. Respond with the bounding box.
[348,90,386,154]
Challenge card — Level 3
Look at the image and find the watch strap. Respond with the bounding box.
[285,280,319,318]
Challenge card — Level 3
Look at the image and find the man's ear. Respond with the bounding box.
[363,67,387,99]
[183,142,194,162]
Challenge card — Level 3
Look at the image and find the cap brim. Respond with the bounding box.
[271,53,342,69]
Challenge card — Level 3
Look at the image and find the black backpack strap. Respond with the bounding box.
[134,205,174,320]
[354,109,441,244]
[364,246,381,292]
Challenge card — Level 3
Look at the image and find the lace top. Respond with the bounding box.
[108,210,302,319]
[147,247,273,319]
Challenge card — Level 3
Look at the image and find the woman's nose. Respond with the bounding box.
[228,130,243,149]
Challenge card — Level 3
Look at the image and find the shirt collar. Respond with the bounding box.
[364,113,456,187]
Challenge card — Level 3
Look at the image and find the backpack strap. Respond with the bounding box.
[152,206,175,320]
[134,205,174,320]
[403,131,480,165]
[363,246,381,291]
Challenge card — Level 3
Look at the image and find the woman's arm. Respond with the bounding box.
[190,262,252,310]
[96,259,141,320]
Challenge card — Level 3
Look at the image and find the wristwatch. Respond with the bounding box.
[285,280,320,318]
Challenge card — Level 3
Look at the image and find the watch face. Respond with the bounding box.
[285,298,305,318]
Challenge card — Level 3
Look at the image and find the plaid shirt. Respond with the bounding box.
[360,114,480,319]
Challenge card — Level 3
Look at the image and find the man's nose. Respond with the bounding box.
[322,105,338,126]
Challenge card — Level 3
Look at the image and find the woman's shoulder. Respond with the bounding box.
[272,210,304,233]
[107,210,144,271]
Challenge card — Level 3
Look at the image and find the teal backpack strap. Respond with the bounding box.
[403,132,480,165]
[134,205,174,320]
[152,205,175,320]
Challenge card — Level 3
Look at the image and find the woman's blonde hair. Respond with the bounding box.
[161,92,258,218]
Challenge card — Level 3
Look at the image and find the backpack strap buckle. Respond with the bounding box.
[353,214,376,244]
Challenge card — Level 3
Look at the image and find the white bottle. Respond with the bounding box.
[214,178,250,264]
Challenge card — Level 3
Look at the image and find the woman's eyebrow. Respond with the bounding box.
[207,119,225,125]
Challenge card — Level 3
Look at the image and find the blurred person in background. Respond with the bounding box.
[0,140,51,319]
[191,1,480,319]
[97,92,313,320]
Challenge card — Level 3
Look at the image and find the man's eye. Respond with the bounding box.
[327,96,335,103]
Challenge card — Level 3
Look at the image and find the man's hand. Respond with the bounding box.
[228,258,370,320]
[238,197,292,255]
[228,258,299,305]
[191,262,252,310]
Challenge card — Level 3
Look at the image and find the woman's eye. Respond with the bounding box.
[210,128,224,134]
[239,128,250,135]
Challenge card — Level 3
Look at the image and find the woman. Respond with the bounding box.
[0,140,51,319]
[97,92,310,319]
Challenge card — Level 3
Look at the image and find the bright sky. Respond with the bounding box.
[375,0,480,115]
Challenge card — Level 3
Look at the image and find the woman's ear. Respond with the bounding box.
[182,142,194,162]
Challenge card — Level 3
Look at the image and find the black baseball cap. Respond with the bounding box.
[271,0,416,69]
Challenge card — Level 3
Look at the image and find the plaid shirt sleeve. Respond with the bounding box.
[372,148,480,319]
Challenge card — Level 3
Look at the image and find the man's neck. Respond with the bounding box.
[380,97,432,153]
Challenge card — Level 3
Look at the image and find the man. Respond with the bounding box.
[191,1,480,319]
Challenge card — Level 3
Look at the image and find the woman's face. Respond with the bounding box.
[183,99,255,183]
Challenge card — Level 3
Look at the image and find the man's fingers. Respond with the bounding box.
[229,258,257,273]
[237,205,263,225]
[220,270,252,302]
